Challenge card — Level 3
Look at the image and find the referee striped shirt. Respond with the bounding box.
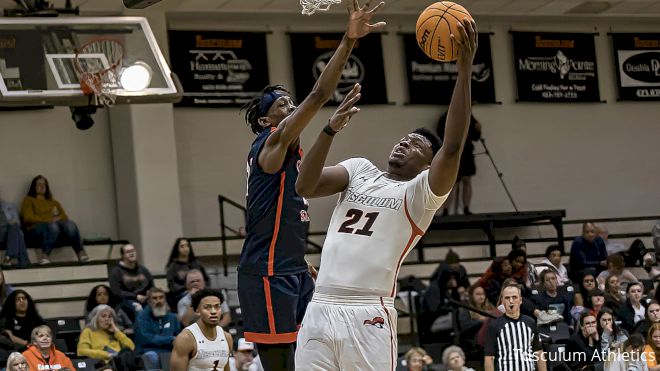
[484,314,542,371]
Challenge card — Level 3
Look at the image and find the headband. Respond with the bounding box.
[258,91,286,117]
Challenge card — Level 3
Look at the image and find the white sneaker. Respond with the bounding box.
[537,310,563,325]
[40,258,51,265]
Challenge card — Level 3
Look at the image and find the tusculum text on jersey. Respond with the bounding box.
[344,187,402,211]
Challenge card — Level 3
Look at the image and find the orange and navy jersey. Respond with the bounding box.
[240,128,309,276]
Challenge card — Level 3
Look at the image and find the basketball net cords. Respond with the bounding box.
[300,0,341,15]
[77,39,123,106]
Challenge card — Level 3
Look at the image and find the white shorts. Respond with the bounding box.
[295,293,397,371]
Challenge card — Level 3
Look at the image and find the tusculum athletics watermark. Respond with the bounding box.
[510,348,656,363]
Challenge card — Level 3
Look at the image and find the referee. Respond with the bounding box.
[484,284,547,371]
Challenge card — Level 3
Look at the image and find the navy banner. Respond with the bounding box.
[512,32,600,102]
[289,33,387,105]
[403,33,496,104]
[612,33,660,101]
[168,31,270,107]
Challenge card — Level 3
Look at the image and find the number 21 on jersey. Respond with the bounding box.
[338,208,380,236]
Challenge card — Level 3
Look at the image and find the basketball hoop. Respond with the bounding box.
[300,0,341,15]
[74,37,124,106]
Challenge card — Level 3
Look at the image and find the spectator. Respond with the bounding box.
[84,284,132,333]
[477,257,513,307]
[604,274,625,315]
[619,282,647,334]
[568,222,608,282]
[598,307,629,352]
[644,323,660,371]
[567,312,603,369]
[530,270,572,325]
[165,238,209,309]
[636,301,660,337]
[441,345,474,371]
[403,347,433,371]
[133,287,180,370]
[77,304,135,369]
[22,325,73,371]
[604,333,648,371]
[0,290,44,351]
[0,270,14,313]
[5,352,28,371]
[508,249,534,288]
[229,338,264,371]
[108,244,154,318]
[596,224,628,256]
[537,244,569,286]
[20,175,88,265]
[586,288,606,318]
[177,269,230,327]
[459,284,495,329]
[573,269,597,307]
[429,249,470,291]
[0,196,29,267]
[597,254,639,289]
[510,236,538,287]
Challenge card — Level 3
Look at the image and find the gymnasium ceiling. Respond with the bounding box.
[2,0,660,16]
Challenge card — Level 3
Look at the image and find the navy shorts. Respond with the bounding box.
[237,271,315,344]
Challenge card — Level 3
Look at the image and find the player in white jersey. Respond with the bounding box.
[171,288,233,371]
[293,18,478,371]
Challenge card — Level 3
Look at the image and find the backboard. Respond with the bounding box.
[0,17,182,107]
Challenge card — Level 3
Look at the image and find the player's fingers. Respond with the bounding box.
[455,21,468,47]
[472,19,479,48]
[349,0,358,12]
[368,21,387,31]
[463,18,476,45]
[367,1,384,14]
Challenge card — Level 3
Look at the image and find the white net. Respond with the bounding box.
[74,38,124,106]
[300,0,342,15]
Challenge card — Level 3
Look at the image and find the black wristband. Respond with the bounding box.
[323,124,338,137]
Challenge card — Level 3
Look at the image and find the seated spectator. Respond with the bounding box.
[134,287,180,370]
[0,270,14,313]
[109,244,154,319]
[508,249,532,288]
[635,301,660,337]
[0,290,44,351]
[404,346,434,371]
[459,284,495,330]
[598,307,629,351]
[644,323,660,371]
[586,288,606,318]
[20,175,88,265]
[177,269,230,327]
[530,270,573,325]
[477,257,513,306]
[619,282,648,334]
[568,222,608,282]
[165,238,209,309]
[5,352,27,371]
[510,236,538,287]
[0,196,29,267]
[441,345,473,371]
[596,224,629,256]
[77,304,135,369]
[84,284,132,334]
[22,325,74,371]
[597,253,639,289]
[537,244,569,286]
[229,338,264,371]
[573,268,597,307]
[604,274,626,315]
[567,312,603,369]
[604,333,648,371]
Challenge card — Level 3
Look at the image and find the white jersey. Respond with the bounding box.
[315,158,448,297]
[186,322,230,371]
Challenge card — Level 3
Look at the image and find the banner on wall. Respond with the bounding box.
[512,32,600,102]
[168,31,270,107]
[612,33,660,101]
[403,33,496,104]
[289,33,387,105]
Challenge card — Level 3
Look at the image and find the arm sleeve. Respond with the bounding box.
[109,267,136,300]
[337,158,373,185]
[77,329,111,360]
[20,198,50,224]
[405,170,449,212]
[483,320,497,356]
[114,330,135,351]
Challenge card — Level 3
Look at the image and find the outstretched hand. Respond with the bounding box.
[328,83,361,132]
[346,0,386,40]
[453,18,478,68]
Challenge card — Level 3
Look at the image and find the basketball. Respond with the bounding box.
[415,1,473,62]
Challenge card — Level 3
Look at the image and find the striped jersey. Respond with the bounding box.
[315,158,448,297]
[484,314,541,371]
[240,128,309,276]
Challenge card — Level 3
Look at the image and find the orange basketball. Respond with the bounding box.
[415,1,473,62]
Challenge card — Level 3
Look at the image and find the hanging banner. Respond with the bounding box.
[168,30,270,107]
[612,33,660,101]
[289,33,387,105]
[403,33,496,104]
[512,32,600,102]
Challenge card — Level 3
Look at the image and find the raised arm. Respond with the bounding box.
[428,18,478,196]
[259,0,385,174]
[295,84,362,198]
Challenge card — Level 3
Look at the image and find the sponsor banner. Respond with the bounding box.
[289,33,387,105]
[512,32,600,102]
[612,33,660,100]
[168,30,270,107]
[403,33,496,104]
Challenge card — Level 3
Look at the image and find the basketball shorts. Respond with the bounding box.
[295,293,397,371]
[237,271,315,344]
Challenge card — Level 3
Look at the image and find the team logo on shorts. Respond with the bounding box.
[363,316,385,328]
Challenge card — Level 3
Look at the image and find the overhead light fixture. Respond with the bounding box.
[566,1,614,14]
[120,61,153,92]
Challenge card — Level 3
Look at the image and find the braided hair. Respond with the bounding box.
[241,84,291,134]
